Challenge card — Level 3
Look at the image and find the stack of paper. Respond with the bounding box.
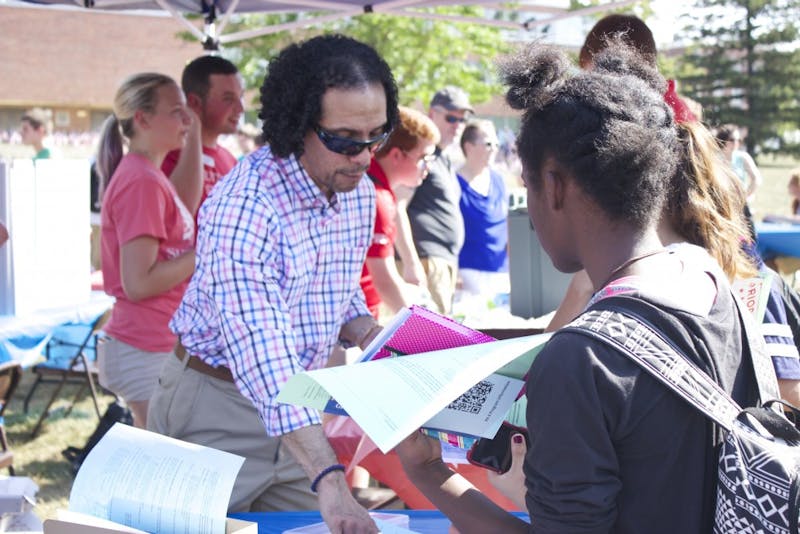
[43,424,256,534]
[278,306,551,453]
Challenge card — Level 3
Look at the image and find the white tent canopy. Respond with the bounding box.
[15,0,641,49]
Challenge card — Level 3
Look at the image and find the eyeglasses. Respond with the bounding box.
[434,107,468,124]
[314,125,391,156]
[404,150,437,168]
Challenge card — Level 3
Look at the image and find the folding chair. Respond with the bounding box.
[0,361,22,475]
[22,308,111,438]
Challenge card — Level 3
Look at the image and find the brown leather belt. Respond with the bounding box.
[175,341,234,383]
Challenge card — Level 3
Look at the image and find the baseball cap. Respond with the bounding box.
[430,86,474,113]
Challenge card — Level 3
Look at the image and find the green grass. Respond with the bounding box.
[5,372,116,521]
[752,155,800,220]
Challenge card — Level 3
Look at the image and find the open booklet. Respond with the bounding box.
[44,423,254,534]
[277,306,551,453]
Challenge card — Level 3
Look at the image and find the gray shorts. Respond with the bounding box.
[97,337,169,402]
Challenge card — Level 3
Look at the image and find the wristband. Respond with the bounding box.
[310,463,345,493]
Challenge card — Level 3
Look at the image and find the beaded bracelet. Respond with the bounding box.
[310,463,346,493]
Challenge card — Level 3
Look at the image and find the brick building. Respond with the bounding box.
[0,4,201,133]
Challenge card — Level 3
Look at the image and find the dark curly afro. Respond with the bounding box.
[259,34,399,159]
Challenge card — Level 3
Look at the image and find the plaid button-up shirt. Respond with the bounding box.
[170,145,375,435]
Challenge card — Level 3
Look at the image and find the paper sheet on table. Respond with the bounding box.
[278,333,550,453]
[69,424,245,534]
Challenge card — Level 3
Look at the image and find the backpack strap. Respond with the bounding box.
[587,252,781,411]
[728,277,782,406]
[563,305,742,431]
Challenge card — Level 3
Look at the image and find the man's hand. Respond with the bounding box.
[316,474,378,534]
[281,425,377,533]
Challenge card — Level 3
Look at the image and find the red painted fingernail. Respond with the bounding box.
[513,434,523,444]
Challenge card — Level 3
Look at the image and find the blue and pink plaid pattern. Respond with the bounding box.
[171,146,375,435]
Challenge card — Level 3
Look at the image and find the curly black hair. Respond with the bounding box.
[259,34,399,159]
[498,39,677,228]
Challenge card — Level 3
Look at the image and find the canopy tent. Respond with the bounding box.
[15,0,641,49]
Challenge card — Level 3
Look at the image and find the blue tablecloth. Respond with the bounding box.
[0,292,113,367]
[230,510,529,533]
[756,221,800,259]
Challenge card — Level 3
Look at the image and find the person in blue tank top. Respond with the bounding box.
[456,120,509,298]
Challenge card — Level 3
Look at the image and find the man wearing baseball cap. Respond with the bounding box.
[398,86,473,314]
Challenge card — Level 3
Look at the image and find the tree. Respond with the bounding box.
[677,0,800,157]
[218,6,512,108]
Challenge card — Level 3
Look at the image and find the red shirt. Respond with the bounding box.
[162,144,237,211]
[360,159,397,317]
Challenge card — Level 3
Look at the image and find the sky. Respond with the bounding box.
[532,0,696,49]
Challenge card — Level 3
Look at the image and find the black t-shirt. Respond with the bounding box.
[406,148,465,263]
[524,265,757,533]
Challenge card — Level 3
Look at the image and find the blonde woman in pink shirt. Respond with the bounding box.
[97,73,196,428]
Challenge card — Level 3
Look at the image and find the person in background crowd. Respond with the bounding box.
[236,122,262,158]
[360,105,439,320]
[147,35,399,533]
[579,14,698,124]
[96,73,196,429]
[456,120,509,299]
[19,108,54,160]
[396,40,757,534]
[400,86,473,315]
[714,123,763,226]
[162,55,244,216]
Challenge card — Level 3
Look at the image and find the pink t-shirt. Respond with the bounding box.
[101,153,195,352]
[162,144,237,210]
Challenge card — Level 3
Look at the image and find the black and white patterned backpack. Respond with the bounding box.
[564,297,800,534]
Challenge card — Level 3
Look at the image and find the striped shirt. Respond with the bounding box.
[170,145,375,435]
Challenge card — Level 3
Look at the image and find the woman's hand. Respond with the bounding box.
[486,433,528,510]
[395,430,443,475]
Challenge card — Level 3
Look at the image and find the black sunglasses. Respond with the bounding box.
[444,114,467,124]
[314,125,391,156]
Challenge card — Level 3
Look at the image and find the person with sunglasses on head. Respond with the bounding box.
[399,86,474,315]
[359,105,440,320]
[147,35,398,534]
[456,120,509,302]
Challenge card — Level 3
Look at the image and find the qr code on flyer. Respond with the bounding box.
[447,380,494,414]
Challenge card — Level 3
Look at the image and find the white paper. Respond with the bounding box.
[278,333,550,452]
[69,424,245,534]
[423,373,524,438]
[56,510,148,533]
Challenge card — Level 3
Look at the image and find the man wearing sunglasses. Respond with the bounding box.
[400,85,473,315]
[148,35,399,534]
